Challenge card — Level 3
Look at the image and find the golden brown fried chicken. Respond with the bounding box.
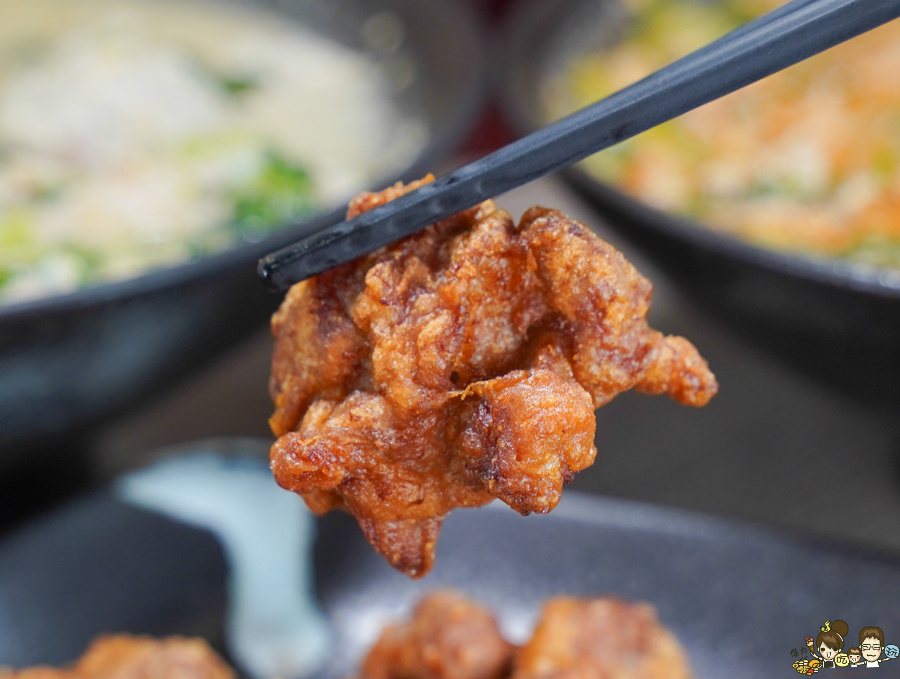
[359,591,514,679]
[0,636,234,679]
[513,598,695,679]
[357,592,695,679]
[269,177,717,577]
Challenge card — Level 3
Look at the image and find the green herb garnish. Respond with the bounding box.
[220,75,258,96]
[848,237,900,269]
[229,152,316,241]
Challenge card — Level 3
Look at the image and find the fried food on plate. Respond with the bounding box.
[0,636,233,679]
[269,176,718,577]
[359,591,514,679]
[513,597,695,679]
[1,595,695,679]
[358,592,695,679]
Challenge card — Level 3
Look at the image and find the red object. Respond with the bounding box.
[460,104,518,156]
[485,0,520,22]
[806,637,814,643]
[465,0,522,23]
[456,0,526,156]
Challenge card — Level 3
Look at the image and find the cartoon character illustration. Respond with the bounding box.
[858,626,896,668]
[793,658,819,675]
[806,620,849,669]
[847,647,863,667]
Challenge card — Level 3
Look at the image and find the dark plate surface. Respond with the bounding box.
[0,0,486,456]
[2,488,899,679]
[499,0,900,413]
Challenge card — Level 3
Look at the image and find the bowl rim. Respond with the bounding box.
[564,167,900,300]
[0,0,489,323]
[499,0,900,302]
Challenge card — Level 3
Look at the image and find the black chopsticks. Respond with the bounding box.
[259,0,900,290]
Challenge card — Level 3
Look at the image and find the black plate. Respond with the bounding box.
[0,0,486,458]
[3,486,899,679]
[499,0,900,413]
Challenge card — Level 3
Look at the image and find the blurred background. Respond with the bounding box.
[1,0,899,558]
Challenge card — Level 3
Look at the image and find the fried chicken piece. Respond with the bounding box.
[513,598,695,679]
[0,636,234,679]
[269,177,718,577]
[359,591,514,679]
[357,592,694,679]
[0,669,69,679]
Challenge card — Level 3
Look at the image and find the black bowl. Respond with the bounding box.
[0,0,487,457]
[500,0,900,413]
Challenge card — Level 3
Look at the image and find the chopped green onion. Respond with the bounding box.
[229,152,316,241]
[220,75,258,96]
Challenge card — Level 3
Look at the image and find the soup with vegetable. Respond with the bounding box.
[0,0,425,304]
[544,0,900,270]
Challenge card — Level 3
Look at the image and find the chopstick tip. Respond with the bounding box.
[257,256,284,291]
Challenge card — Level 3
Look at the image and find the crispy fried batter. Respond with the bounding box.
[360,591,514,679]
[358,593,695,679]
[269,177,718,577]
[513,598,695,679]
[0,636,234,679]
